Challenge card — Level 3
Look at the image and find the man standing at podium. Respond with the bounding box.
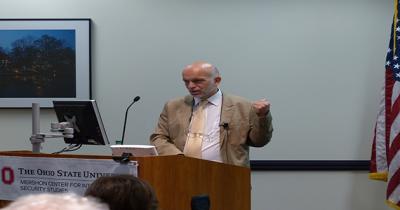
[150,61,273,167]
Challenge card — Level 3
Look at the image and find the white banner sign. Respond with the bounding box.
[0,156,138,200]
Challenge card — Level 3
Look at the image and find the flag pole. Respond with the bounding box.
[394,0,398,54]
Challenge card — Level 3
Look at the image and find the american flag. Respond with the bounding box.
[370,2,400,208]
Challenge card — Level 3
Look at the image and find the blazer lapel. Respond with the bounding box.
[220,94,234,146]
[179,95,194,135]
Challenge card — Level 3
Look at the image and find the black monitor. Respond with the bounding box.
[52,100,109,145]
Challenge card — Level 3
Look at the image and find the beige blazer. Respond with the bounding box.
[150,93,273,167]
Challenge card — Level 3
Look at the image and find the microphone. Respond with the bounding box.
[220,122,229,129]
[121,96,141,145]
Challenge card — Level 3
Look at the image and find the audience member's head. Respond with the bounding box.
[84,174,158,210]
[2,193,108,210]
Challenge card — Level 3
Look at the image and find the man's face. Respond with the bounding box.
[182,67,220,99]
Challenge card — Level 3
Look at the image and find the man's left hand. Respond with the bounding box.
[252,99,270,117]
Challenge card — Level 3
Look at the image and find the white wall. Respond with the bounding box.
[252,171,390,210]
[0,0,392,209]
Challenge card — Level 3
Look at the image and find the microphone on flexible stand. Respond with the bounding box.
[121,96,141,145]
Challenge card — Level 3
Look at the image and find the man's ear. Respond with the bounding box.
[214,76,222,84]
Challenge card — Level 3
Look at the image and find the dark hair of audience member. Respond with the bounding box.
[84,174,158,210]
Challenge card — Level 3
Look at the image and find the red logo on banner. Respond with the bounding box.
[1,167,14,185]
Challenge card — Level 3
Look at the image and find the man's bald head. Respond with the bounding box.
[183,61,220,78]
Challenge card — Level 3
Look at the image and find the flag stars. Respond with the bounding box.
[387,60,392,66]
[395,56,399,61]
[389,48,393,53]
[397,27,400,32]
[397,72,400,78]
[394,64,400,69]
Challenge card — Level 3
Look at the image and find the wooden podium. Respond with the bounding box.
[0,151,250,210]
